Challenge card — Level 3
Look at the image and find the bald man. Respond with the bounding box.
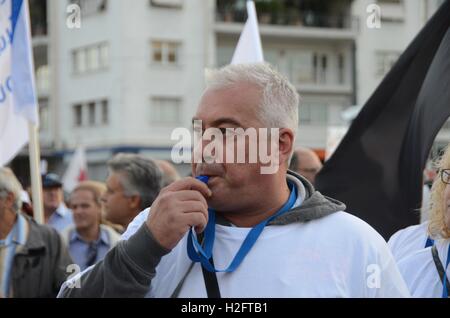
[289,147,323,185]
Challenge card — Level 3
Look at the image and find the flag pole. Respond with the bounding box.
[28,121,44,224]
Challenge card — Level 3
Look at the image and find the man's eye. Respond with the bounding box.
[218,128,235,136]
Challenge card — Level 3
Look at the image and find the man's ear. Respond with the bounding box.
[278,128,295,165]
[127,195,141,211]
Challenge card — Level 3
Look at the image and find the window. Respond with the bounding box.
[36,65,50,94]
[70,0,107,16]
[152,42,163,63]
[150,0,183,8]
[299,103,328,125]
[99,43,109,68]
[86,46,99,71]
[167,42,178,63]
[291,52,314,85]
[29,0,47,36]
[73,49,86,74]
[38,98,49,131]
[88,102,96,125]
[73,99,109,127]
[377,0,404,22]
[312,53,318,83]
[72,43,109,74]
[101,100,109,125]
[73,104,83,127]
[250,47,345,86]
[338,54,345,84]
[312,53,329,84]
[319,55,328,84]
[300,104,310,124]
[150,97,181,124]
[151,41,181,66]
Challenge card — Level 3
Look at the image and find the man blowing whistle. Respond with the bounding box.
[60,63,409,298]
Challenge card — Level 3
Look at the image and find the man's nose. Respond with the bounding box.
[202,134,224,163]
[202,138,216,158]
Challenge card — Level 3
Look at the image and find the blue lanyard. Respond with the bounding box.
[442,244,450,298]
[425,236,435,248]
[187,182,298,273]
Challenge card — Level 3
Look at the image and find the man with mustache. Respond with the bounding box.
[59,63,409,297]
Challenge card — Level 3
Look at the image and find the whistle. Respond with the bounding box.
[196,175,210,184]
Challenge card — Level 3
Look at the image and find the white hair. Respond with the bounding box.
[0,167,23,212]
[205,63,300,137]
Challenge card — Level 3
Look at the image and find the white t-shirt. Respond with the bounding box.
[397,239,449,298]
[123,210,410,298]
[388,221,431,263]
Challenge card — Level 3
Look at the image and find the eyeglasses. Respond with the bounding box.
[441,169,450,185]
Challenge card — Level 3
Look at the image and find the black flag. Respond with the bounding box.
[315,0,450,239]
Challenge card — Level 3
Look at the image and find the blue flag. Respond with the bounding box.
[0,0,38,166]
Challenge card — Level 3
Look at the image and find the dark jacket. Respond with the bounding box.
[11,214,73,298]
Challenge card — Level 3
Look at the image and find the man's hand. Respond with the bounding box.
[146,177,212,250]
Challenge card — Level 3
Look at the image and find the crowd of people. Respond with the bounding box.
[0,153,170,297]
[1,63,449,298]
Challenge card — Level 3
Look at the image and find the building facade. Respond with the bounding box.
[11,0,449,184]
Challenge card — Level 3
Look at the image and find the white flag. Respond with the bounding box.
[62,146,88,193]
[0,0,39,166]
[231,0,264,64]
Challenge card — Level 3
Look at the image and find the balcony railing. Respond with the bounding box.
[216,8,358,30]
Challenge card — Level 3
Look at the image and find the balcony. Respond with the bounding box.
[215,0,358,40]
[216,8,357,30]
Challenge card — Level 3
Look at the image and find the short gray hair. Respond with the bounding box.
[107,153,162,210]
[0,167,23,212]
[205,63,300,137]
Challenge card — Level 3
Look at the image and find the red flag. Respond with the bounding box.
[62,145,88,193]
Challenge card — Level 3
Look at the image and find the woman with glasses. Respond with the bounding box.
[388,163,437,263]
[397,146,450,297]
